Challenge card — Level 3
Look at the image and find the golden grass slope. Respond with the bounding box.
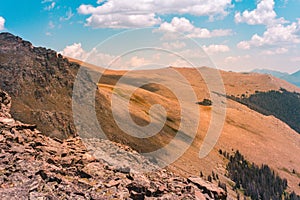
[70,58,300,194]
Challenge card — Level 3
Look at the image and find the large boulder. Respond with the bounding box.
[188,177,227,200]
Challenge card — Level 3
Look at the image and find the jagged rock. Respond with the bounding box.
[158,184,167,193]
[114,166,131,174]
[0,117,14,125]
[188,177,227,200]
[0,32,79,139]
[0,90,11,118]
[81,162,105,177]
[130,190,145,200]
[194,189,207,200]
[105,179,121,188]
[76,170,92,179]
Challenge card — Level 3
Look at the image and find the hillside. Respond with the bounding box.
[91,67,300,195]
[0,33,299,197]
[0,89,229,199]
[228,88,300,133]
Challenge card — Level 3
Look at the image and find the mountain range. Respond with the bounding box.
[0,32,300,199]
[252,68,300,88]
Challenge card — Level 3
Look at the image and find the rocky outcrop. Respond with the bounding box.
[0,90,11,118]
[0,32,79,139]
[0,89,227,199]
[188,177,227,200]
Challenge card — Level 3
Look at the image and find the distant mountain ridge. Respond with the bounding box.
[252,68,300,87]
[284,70,300,88]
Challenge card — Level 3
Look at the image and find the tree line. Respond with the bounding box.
[223,150,299,200]
[227,88,300,134]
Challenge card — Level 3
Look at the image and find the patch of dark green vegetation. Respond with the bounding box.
[196,98,212,106]
[221,149,300,200]
[227,88,300,133]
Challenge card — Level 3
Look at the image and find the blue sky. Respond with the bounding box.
[0,0,300,73]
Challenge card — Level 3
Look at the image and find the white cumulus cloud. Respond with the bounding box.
[159,17,194,33]
[126,56,151,68]
[237,21,300,49]
[85,13,161,28]
[158,17,232,38]
[78,0,232,28]
[235,0,287,26]
[0,17,5,31]
[235,0,276,25]
[237,41,251,50]
[202,44,230,55]
[61,43,88,60]
[235,0,300,51]
[60,43,115,67]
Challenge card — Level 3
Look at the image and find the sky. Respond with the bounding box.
[0,0,300,73]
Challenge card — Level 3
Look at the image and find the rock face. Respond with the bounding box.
[0,32,79,139]
[0,89,227,199]
[0,90,11,118]
[188,177,227,200]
